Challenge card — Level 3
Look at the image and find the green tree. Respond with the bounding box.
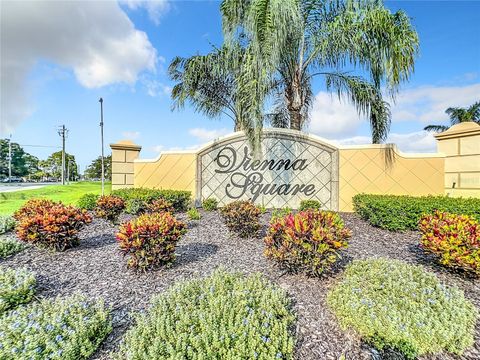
[42,151,79,181]
[0,140,39,178]
[219,0,419,143]
[84,155,112,180]
[424,101,480,132]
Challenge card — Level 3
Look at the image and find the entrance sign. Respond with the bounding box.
[197,130,339,209]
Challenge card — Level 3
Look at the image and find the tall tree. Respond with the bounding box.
[85,155,112,180]
[42,151,79,181]
[0,140,39,178]
[424,101,480,132]
[220,0,419,143]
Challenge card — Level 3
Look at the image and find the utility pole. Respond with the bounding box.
[8,134,12,183]
[99,98,105,195]
[57,125,68,185]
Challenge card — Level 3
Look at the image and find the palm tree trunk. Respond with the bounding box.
[286,71,304,131]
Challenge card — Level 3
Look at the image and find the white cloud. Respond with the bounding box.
[333,130,437,153]
[122,131,141,139]
[150,144,200,153]
[151,145,164,153]
[188,128,230,142]
[121,0,170,25]
[1,1,158,134]
[391,83,480,124]
[308,92,361,138]
[141,76,172,97]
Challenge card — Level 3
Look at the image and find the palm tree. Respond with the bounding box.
[424,101,480,132]
[220,0,419,143]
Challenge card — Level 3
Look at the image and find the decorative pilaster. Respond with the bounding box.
[110,140,142,190]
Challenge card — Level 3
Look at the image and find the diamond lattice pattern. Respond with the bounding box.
[200,136,337,209]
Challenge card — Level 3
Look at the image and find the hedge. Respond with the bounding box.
[112,188,191,212]
[353,194,480,231]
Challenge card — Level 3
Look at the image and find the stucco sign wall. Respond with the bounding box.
[196,130,339,209]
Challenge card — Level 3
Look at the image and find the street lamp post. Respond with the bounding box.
[99,98,105,196]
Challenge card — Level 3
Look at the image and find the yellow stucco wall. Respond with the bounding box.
[435,122,480,198]
[338,146,445,212]
[133,152,197,196]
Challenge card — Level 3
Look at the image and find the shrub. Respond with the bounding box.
[264,210,351,276]
[116,212,187,270]
[146,198,174,214]
[77,193,99,210]
[220,200,261,238]
[0,266,36,314]
[0,294,111,360]
[0,216,16,234]
[327,259,478,359]
[114,269,295,360]
[0,237,25,259]
[112,188,191,212]
[353,194,480,231]
[271,207,293,222]
[125,198,147,215]
[187,207,201,220]
[15,202,92,251]
[13,199,56,221]
[202,197,218,211]
[299,199,322,211]
[95,195,125,222]
[419,211,480,275]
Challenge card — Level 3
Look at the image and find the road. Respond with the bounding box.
[0,182,60,193]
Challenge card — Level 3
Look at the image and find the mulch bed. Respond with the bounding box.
[1,211,479,360]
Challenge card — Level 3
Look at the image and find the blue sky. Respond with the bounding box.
[1,0,479,171]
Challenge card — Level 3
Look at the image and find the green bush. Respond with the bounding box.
[264,210,351,276]
[115,269,295,360]
[0,266,36,314]
[187,207,201,220]
[0,216,16,234]
[353,194,480,231]
[419,211,480,275]
[112,188,191,212]
[0,294,111,360]
[220,200,261,238]
[77,193,99,210]
[327,258,478,359]
[299,200,321,211]
[271,207,293,222]
[124,198,146,215]
[202,197,218,211]
[0,237,25,259]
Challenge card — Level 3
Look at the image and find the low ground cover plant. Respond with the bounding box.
[0,216,16,234]
[0,237,25,259]
[0,266,36,314]
[15,201,91,251]
[419,211,480,275]
[0,294,111,360]
[77,193,99,210]
[112,188,191,212]
[264,210,351,276]
[115,269,295,359]
[187,207,201,220]
[220,200,261,238]
[116,212,186,270]
[327,258,478,359]
[202,197,218,211]
[299,200,321,211]
[95,195,125,223]
[353,194,480,231]
[146,198,174,214]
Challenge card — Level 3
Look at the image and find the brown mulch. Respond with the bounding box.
[1,211,479,360]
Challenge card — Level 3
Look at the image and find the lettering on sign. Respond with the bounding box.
[198,132,339,209]
[214,146,316,201]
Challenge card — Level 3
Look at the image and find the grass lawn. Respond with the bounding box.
[0,182,111,215]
